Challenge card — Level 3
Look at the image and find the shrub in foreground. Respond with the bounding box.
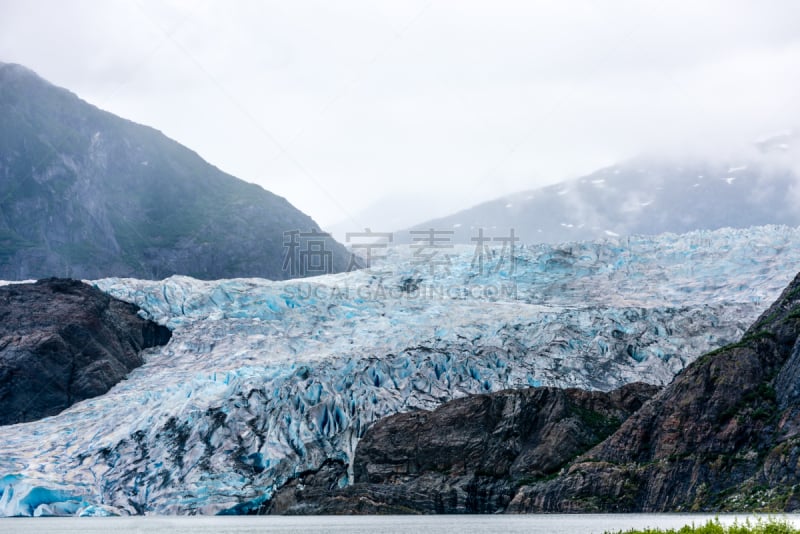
[607,517,800,534]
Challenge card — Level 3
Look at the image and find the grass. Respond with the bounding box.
[606,517,800,533]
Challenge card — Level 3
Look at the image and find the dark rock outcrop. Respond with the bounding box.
[509,271,800,512]
[264,382,659,514]
[0,278,171,425]
[0,62,352,280]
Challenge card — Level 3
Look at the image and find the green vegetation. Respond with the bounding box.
[607,517,800,534]
[574,405,622,440]
[785,284,800,301]
[785,308,800,322]
[696,330,778,366]
[716,379,777,424]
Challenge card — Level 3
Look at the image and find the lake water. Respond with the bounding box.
[0,514,798,534]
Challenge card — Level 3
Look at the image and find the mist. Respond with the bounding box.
[1,0,799,233]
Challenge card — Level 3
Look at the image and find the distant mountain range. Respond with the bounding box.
[0,62,352,280]
[399,148,800,244]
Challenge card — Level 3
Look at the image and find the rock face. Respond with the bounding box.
[264,383,659,514]
[0,62,352,280]
[0,278,171,425]
[510,271,800,512]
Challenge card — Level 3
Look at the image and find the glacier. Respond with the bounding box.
[1,225,799,516]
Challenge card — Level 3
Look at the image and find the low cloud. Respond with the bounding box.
[1,0,799,227]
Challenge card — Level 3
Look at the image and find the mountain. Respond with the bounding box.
[0,279,170,425]
[0,62,352,280]
[0,225,797,516]
[398,155,800,244]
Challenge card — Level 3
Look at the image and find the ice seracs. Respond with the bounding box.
[1,225,800,516]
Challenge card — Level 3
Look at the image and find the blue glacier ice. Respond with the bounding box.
[0,225,799,515]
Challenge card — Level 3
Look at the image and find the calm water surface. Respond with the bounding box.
[1,514,799,534]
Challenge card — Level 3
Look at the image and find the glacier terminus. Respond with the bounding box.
[1,225,799,516]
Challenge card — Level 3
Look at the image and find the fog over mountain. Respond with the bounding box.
[2,1,799,227]
[0,62,351,280]
[396,137,800,244]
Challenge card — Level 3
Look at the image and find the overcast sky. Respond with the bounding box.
[1,0,799,235]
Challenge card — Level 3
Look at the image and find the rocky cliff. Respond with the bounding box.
[509,270,800,512]
[0,62,352,280]
[264,383,659,514]
[0,278,171,425]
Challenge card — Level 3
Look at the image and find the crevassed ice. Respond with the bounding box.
[0,225,799,516]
